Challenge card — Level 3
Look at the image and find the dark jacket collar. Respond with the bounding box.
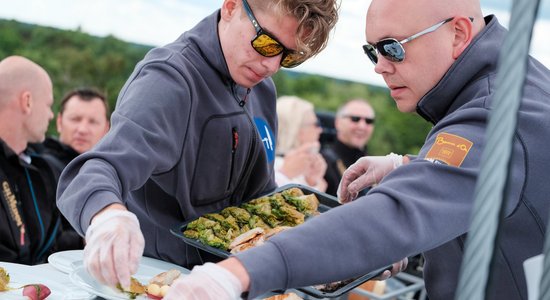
[0,139,18,160]
[416,15,505,124]
[173,10,250,99]
[332,139,367,166]
[0,139,37,169]
[177,10,234,87]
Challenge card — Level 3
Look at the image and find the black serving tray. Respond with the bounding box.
[170,183,389,298]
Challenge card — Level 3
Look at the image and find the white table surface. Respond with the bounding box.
[0,260,98,299]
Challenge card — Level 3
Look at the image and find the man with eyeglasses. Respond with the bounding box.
[55,0,338,293]
[161,0,550,299]
[321,99,376,196]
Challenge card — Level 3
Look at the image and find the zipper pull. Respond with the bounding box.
[20,224,25,246]
[232,127,239,152]
[239,89,251,107]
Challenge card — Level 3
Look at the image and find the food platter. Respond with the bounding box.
[171,183,390,298]
[172,184,338,258]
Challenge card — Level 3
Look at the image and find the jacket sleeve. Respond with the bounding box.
[236,108,523,298]
[57,58,192,235]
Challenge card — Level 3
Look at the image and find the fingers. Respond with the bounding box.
[163,277,186,299]
[83,243,106,285]
[129,232,145,274]
[83,210,144,290]
[388,257,409,277]
[338,157,371,201]
[113,231,132,290]
[103,243,121,287]
[377,270,392,281]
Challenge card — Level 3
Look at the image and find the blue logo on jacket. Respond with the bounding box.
[254,117,275,162]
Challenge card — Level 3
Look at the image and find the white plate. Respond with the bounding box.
[48,250,84,274]
[0,262,94,300]
[69,257,190,300]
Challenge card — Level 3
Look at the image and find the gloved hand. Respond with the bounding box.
[338,153,403,203]
[375,257,409,281]
[163,263,243,300]
[83,209,145,290]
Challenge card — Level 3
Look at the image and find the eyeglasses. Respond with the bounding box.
[343,115,375,125]
[362,17,473,64]
[241,0,306,68]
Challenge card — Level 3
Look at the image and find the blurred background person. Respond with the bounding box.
[322,99,375,196]
[275,96,327,192]
[0,55,63,264]
[40,87,110,172]
[33,88,110,251]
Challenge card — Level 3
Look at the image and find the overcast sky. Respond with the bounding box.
[1,0,548,87]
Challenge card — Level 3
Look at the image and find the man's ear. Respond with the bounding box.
[19,91,32,114]
[452,16,474,59]
[220,0,239,21]
[56,113,63,134]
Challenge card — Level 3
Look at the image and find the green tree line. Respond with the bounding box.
[0,18,432,155]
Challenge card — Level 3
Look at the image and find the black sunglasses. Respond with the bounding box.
[363,17,473,64]
[241,0,305,68]
[344,115,375,125]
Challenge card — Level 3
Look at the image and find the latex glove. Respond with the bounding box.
[375,257,409,281]
[163,263,242,300]
[83,209,145,290]
[338,153,403,203]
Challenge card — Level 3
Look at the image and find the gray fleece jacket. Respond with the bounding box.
[237,15,550,300]
[57,10,277,267]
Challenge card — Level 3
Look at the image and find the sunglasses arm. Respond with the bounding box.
[399,17,455,44]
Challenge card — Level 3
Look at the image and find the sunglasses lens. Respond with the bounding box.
[281,51,305,68]
[252,34,284,57]
[363,44,378,65]
[348,116,375,125]
[377,39,405,62]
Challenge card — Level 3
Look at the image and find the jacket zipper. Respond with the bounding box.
[227,127,239,191]
[229,85,258,205]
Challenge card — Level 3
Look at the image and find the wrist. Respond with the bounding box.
[196,261,244,298]
[91,203,128,224]
[219,258,250,292]
[387,153,404,168]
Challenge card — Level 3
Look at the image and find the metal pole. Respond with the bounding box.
[454,0,541,299]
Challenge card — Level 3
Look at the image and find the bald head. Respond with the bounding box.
[0,56,54,153]
[367,0,484,44]
[0,56,52,109]
[365,0,485,112]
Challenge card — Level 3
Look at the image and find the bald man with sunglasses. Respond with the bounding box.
[322,99,376,196]
[162,0,550,299]
[56,0,338,293]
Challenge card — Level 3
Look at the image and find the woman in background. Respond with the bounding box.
[275,96,327,192]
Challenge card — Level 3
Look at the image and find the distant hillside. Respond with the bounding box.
[0,18,431,155]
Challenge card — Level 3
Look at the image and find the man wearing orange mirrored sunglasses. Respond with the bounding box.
[56,0,338,293]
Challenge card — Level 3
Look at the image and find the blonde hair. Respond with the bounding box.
[276,95,315,155]
[250,0,340,59]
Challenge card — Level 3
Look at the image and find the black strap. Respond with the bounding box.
[0,164,31,258]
